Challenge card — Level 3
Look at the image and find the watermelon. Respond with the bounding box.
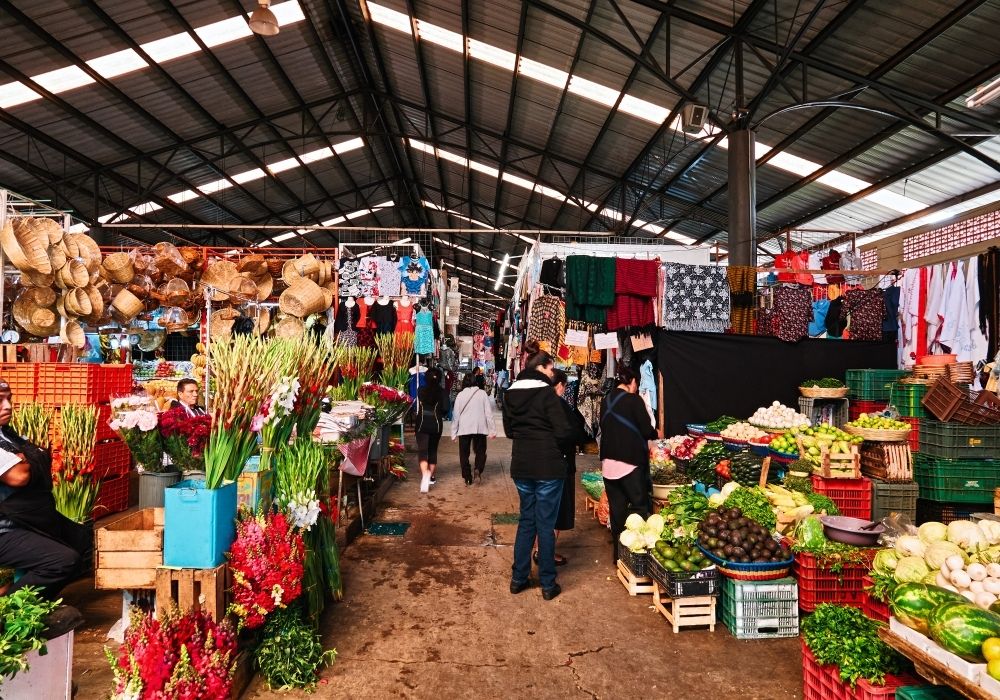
[890,583,967,634]
[928,603,1000,662]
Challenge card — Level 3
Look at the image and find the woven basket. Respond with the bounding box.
[57,259,90,289]
[250,307,271,336]
[153,242,188,277]
[63,288,93,318]
[12,288,58,337]
[103,252,135,283]
[63,233,101,272]
[274,316,304,338]
[83,285,104,321]
[279,279,326,318]
[158,278,191,307]
[844,425,910,441]
[60,321,86,349]
[22,217,63,246]
[200,260,238,301]
[227,276,258,302]
[697,543,794,581]
[20,269,55,288]
[800,386,849,398]
[250,273,273,301]
[48,243,68,272]
[237,254,267,276]
[111,288,145,323]
[2,218,52,274]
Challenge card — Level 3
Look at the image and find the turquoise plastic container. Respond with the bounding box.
[163,479,237,568]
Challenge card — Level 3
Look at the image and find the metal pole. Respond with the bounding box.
[727,128,757,266]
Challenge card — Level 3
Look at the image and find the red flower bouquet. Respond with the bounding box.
[228,510,306,629]
[159,407,212,473]
[359,383,413,425]
[109,605,237,700]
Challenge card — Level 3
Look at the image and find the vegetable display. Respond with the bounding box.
[651,540,712,574]
[256,605,337,691]
[847,414,911,431]
[705,415,740,433]
[684,442,727,484]
[800,378,846,388]
[802,604,906,687]
[720,422,768,441]
[929,603,1000,662]
[657,486,710,544]
[748,401,810,430]
[889,583,969,635]
[722,488,777,531]
[696,507,789,563]
[618,513,666,553]
[0,587,60,681]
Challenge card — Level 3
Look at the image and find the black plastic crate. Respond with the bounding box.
[619,547,648,578]
[647,556,718,598]
[916,498,992,525]
[871,478,918,522]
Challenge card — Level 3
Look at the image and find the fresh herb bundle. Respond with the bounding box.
[792,538,874,574]
[256,605,336,691]
[805,492,841,516]
[658,485,709,544]
[865,569,898,603]
[802,604,905,687]
[723,487,777,531]
[0,587,60,680]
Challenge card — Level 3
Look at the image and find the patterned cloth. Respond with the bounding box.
[527,295,565,353]
[606,260,658,330]
[358,258,380,297]
[577,367,605,438]
[565,256,616,324]
[842,288,884,341]
[338,260,362,298]
[662,263,731,332]
[414,308,435,355]
[376,256,402,297]
[772,286,812,343]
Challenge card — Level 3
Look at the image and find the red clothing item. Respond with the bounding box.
[821,250,844,284]
[606,294,654,330]
[774,251,796,283]
[614,259,659,296]
[916,267,928,359]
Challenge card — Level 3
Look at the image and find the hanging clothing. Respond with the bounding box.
[355,298,375,330]
[399,256,430,296]
[338,259,362,298]
[335,304,358,346]
[821,250,845,285]
[576,367,605,438]
[883,285,901,335]
[899,268,921,367]
[826,297,847,338]
[808,299,830,337]
[662,263,731,333]
[727,265,756,334]
[841,288,884,342]
[924,264,946,352]
[414,308,435,355]
[565,256,616,324]
[607,258,658,330]
[527,295,565,354]
[358,258,380,297]
[539,257,564,290]
[772,286,812,343]
[376,256,402,297]
[371,300,397,334]
[638,360,657,416]
[980,248,1000,361]
[966,256,990,383]
[395,302,415,334]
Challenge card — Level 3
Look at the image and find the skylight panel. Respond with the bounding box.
[618,94,670,124]
[34,66,93,94]
[518,57,569,90]
[467,39,517,71]
[567,76,621,107]
[194,15,253,48]
[272,231,298,242]
[0,83,40,109]
[416,21,464,52]
[231,168,266,185]
[87,49,147,79]
[168,190,199,204]
[140,32,200,63]
[366,2,414,35]
[334,137,365,154]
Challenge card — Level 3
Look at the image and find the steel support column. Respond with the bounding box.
[727,128,756,266]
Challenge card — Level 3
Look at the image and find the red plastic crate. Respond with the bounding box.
[861,574,890,623]
[50,404,116,444]
[795,549,875,613]
[802,642,919,700]
[850,401,888,421]
[0,362,39,405]
[899,417,920,453]
[812,475,873,520]
[92,440,131,480]
[36,363,133,406]
[92,473,129,519]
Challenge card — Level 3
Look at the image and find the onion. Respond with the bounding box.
[968,563,988,581]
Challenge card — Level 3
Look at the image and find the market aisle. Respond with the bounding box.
[245,419,804,700]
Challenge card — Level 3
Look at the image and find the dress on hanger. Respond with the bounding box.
[395,302,415,334]
[414,308,435,355]
[355,298,374,330]
[336,305,358,347]
[371,301,397,334]
[639,360,657,414]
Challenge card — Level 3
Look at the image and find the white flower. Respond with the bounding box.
[270,584,285,606]
[137,411,158,432]
[119,412,139,430]
[284,493,321,530]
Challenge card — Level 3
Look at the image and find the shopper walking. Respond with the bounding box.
[599,365,657,564]
[502,341,572,600]
[451,375,496,486]
[550,369,588,565]
[415,368,447,493]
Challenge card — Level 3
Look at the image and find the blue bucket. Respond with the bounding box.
[163,479,237,568]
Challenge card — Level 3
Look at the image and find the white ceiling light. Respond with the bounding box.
[248,1,280,36]
[494,253,510,291]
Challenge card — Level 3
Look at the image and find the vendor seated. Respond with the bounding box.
[170,378,206,417]
[0,380,88,600]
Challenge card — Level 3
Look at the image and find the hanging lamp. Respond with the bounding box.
[249,0,279,36]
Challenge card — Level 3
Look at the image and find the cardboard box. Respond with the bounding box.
[237,468,273,512]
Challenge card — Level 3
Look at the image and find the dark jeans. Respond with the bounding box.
[512,478,563,590]
[604,467,651,564]
[416,432,442,463]
[0,528,82,600]
[458,434,487,480]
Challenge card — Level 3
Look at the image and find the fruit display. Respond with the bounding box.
[719,452,775,487]
[748,401,810,430]
[720,422,768,441]
[770,425,862,464]
[651,539,712,574]
[800,378,846,388]
[889,582,968,635]
[705,415,740,433]
[846,414,911,431]
[761,484,817,534]
[930,602,1000,662]
[696,507,791,564]
[663,434,706,461]
[984,637,1000,680]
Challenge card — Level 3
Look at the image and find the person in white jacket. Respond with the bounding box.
[451,374,497,485]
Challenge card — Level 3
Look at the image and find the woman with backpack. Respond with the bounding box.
[599,365,658,564]
[415,367,447,493]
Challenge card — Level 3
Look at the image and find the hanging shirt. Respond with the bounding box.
[966,256,990,386]
[399,256,430,296]
[924,264,946,352]
[376,256,402,297]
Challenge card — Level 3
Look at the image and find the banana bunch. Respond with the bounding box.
[764,484,815,534]
[191,342,207,385]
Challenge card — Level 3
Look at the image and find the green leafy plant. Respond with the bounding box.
[0,587,60,681]
[256,605,336,691]
[792,537,874,575]
[722,487,777,531]
[802,604,905,687]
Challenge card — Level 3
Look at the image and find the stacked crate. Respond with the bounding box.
[720,576,798,640]
[913,421,1000,523]
[891,381,927,453]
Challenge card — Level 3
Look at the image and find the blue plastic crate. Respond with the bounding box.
[164,479,237,568]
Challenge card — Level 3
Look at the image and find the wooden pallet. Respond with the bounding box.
[616,559,654,596]
[155,563,227,620]
[651,580,716,633]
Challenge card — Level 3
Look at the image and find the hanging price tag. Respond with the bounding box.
[564,328,589,347]
[630,333,654,351]
[593,332,618,350]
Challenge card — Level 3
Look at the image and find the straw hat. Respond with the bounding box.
[102,252,135,284]
[274,316,304,338]
[237,254,268,277]
[63,233,101,273]
[1,218,52,274]
[60,320,86,349]
[279,278,326,318]
[111,288,145,323]
[200,260,238,301]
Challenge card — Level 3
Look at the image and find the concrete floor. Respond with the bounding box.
[67,420,804,699]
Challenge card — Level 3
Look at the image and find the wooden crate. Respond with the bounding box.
[94,507,164,590]
[584,495,599,515]
[616,559,654,596]
[230,648,255,700]
[651,580,716,633]
[155,564,228,621]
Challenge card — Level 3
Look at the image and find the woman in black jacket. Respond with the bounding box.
[599,365,657,564]
[415,368,447,493]
[502,341,572,600]
[547,369,587,565]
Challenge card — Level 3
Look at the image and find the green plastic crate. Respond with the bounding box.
[895,686,963,700]
[919,419,1000,459]
[721,577,799,640]
[914,454,1000,504]
[871,479,918,521]
[889,382,927,418]
[846,369,910,401]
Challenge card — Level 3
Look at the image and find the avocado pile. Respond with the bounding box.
[696,507,792,564]
[651,540,712,574]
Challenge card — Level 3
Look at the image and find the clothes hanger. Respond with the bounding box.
[344,296,356,308]
[399,294,411,307]
[363,294,375,305]
[378,295,390,305]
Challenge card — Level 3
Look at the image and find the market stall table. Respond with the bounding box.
[879,627,996,700]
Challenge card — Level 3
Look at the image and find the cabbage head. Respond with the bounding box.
[625,513,646,532]
[873,549,899,575]
[924,541,964,570]
[895,535,926,558]
[645,514,666,534]
[918,521,948,545]
[948,520,983,551]
[894,556,930,583]
[619,530,641,550]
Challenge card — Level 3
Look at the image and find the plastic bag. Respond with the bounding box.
[878,511,918,548]
[580,471,604,501]
[795,515,827,549]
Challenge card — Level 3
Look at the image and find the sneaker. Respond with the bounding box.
[419,474,430,493]
[475,471,483,484]
[429,476,437,486]
[542,584,561,601]
[464,478,472,486]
